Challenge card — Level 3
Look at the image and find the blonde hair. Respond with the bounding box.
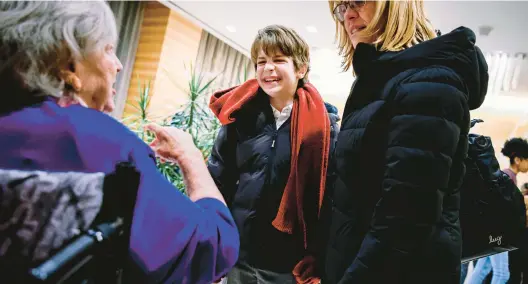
[329,0,437,71]
[250,25,310,83]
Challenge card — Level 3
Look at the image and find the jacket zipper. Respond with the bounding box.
[266,118,288,187]
[260,129,278,228]
[266,129,278,187]
[269,130,277,154]
[271,118,286,148]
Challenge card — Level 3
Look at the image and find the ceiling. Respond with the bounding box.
[170,1,528,55]
[165,0,528,108]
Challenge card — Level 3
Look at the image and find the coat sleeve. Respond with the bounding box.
[124,136,239,284]
[339,81,466,283]
[207,125,239,206]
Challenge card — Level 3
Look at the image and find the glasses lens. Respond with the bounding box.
[333,4,346,22]
[352,0,366,8]
[334,1,365,22]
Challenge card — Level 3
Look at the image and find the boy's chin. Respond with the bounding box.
[263,90,280,98]
[261,86,282,96]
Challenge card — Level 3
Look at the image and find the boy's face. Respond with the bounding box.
[255,49,306,99]
[517,158,528,173]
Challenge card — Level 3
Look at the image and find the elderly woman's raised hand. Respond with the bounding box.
[145,124,202,165]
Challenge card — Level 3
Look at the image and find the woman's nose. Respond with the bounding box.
[116,57,123,73]
[344,6,359,21]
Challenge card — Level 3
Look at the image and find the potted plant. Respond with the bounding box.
[123,64,221,194]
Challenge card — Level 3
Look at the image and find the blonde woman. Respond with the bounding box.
[323,1,489,283]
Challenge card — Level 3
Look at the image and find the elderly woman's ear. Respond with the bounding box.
[52,45,82,94]
[56,60,84,107]
[58,69,82,94]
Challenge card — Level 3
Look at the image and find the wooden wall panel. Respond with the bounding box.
[148,9,203,120]
[123,1,170,119]
[122,1,203,121]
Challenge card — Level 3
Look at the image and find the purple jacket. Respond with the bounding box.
[0,98,239,283]
[503,168,518,186]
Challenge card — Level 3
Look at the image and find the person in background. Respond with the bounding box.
[519,183,528,231]
[499,138,528,284]
[501,138,528,186]
[513,182,528,284]
[154,25,339,284]
[521,183,528,196]
[461,262,472,283]
[468,254,509,284]
[503,138,528,232]
[0,1,239,283]
[324,0,488,283]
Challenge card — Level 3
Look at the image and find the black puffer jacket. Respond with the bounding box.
[208,89,340,273]
[324,27,488,284]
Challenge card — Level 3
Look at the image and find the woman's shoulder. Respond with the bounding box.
[384,65,467,105]
[388,64,465,90]
[52,102,149,151]
[0,100,151,173]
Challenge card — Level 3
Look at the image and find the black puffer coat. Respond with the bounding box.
[208,89,340,273]
[324,27,488,284]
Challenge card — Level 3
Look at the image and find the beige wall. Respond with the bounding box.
[123,1,169,119]
[148,7,202,120]
[123,1,202,121]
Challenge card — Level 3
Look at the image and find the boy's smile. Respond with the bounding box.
[256,49,305,105]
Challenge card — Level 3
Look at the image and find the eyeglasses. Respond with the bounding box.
[332,1,367,22]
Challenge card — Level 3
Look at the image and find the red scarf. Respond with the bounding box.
[210,79,330,283]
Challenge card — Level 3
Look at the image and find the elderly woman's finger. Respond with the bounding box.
[145,123,167,139]
[149,138,159,148]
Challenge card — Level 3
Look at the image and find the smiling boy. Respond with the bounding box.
[208,25,340,284]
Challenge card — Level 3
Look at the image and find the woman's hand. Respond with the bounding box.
[145,124,202,165]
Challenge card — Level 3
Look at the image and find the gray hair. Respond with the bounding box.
[0,1,118,97]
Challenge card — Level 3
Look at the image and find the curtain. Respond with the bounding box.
[108,1,145,119]
[195,30,255,92]
[485,52,527,94]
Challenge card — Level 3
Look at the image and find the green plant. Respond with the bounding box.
[175,63,221,154]
[122,77,185,191]
[123,64,221,194]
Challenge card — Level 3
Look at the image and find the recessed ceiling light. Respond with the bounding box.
[226,25,236,33]
[306,26,318,33]
[478,25,493,36]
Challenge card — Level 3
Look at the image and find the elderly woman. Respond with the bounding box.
[323,0,488,283]
[0,1,238,283]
